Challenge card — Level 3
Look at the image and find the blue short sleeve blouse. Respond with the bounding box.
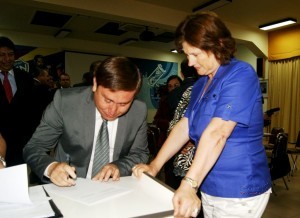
[185,58,271,198]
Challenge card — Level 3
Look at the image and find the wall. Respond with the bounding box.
[65,52,109,85]
[268,24,300,60]
[235,44,257,68]
[235,44,268,112]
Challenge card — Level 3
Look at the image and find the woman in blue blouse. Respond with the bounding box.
[133,11,271,218]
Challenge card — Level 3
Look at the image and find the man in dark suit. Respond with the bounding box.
[0,36,34,167]
[31,67,54,128]
[24,57,149,187]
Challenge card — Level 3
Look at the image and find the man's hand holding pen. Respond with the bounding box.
[48,161,77,187]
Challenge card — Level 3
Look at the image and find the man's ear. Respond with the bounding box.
[92,77,97,92]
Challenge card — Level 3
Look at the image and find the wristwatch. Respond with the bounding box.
[182,177,198,191]
[0,155,6,167]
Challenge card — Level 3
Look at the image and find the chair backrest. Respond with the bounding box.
[148,125,160,144]
[147,125,160,156]
[272,132,288,158]
[269,127,285,145]
[270,132,291,180]
[147,128,156,155]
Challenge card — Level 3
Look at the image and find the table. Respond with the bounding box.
[43,174,174,218]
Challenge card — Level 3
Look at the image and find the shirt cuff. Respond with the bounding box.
[44,162,58,178]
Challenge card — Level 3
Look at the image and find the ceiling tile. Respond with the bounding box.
[31,10,72,28]
[95,22,127,36]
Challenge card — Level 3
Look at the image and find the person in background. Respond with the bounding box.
[0,36,34,167]
[30,67,55,184]
[59,73,72,88]
[0,133,7,169]
[23,56,149,187]
[164,59,198,190]
[73,71,93,87]
[168,59,198,117]
[47,74,57,90]
[133,12,271,218]
[153,75,182,151]
[31,67,54,132]
[33,66,50,86]
[73,60,102,87]
[29,54,45,78]
[33,55,45,69]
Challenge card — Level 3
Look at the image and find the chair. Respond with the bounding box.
[147,124,160,160]
[264,127,284,150]
[147,128,156,159]
[269,132,291,194]
[264,107,280,132]
[287,130,300,176]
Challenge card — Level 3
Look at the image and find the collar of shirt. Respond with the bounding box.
[0,69,17,95]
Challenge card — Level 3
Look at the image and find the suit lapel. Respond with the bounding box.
[0,79,9,105]
[13,68,25,98]
[0,80,6,96]
[113,115,127,160]
[83,90,96,153]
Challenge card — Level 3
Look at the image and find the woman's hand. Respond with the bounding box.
[173,181,201,218]
[132,163,159,178]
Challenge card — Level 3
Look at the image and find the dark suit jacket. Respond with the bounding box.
[0,68,34,166]
[23,86,149,182]
[30,81,55,130]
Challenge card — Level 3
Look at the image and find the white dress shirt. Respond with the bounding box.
[0,70,17,95]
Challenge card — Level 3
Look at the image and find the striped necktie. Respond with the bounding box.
[1,71,13,103]
[92,120,109,178]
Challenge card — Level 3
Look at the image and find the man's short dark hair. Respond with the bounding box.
[0,36,15,51]
[167,75,183,85]
[33,67,47,78]
[95,56,141,93]
[34,55,44,61]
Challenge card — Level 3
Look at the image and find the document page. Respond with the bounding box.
[44,177,132,206]
[0,164,31,204]
[0,186,55,218]
[0,164,55,218]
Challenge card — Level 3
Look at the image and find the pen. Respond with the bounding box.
[66,153,77,180]
[66,154,71,165]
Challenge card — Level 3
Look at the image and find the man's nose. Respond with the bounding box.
[108,104,118,116]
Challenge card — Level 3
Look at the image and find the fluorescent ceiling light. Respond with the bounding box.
[193,0,232,12]
[259,18,297,31]
[54,29,71,38]
[170,49,178,53]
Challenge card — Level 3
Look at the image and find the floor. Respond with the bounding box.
[262,158,300,218]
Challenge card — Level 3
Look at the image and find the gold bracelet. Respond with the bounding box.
[182,176,198,191]
[0,155,6,167]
